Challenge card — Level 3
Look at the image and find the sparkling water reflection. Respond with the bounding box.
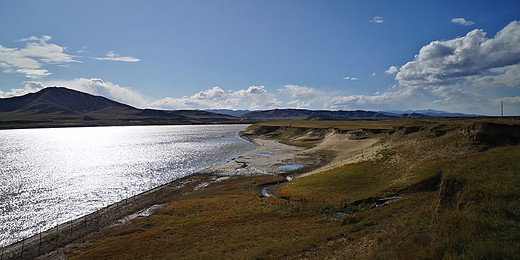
[0,125,256,247]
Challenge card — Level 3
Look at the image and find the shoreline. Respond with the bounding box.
[2,135,312,260]
[0,124,253,249]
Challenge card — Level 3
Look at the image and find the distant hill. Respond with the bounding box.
[0,87,240,129]
[238,109,424,121]
[384,109,482,117]
[0,87,485,130]
[204,109,251,117]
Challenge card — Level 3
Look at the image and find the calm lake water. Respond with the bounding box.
[0,124,256,247]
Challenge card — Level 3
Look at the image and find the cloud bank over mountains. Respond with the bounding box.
[149,85,281,110]
[1,21,520,115]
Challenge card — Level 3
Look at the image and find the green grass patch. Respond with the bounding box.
[430,146,520,259]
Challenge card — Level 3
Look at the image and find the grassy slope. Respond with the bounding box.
[71,176,344,259]
[69,119,520,259]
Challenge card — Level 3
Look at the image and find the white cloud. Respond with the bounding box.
[0,81,45,98]
[321,82,494,114]
[192,86,226,100]
[470,64,520,88]
[499,96,520,104]
[46,78,149,108]
[326,19,520,115]
[395,20,520,87]
[385,66,398,74]
[150,87,229,110]
[370,16,384,23]
[324,86,430,111]
[451,18,475,26]
[343,76,358,80]
[150,86,281,110]
[0,36,79,78]
[15,69,51,79]
[17,35,53,43]
[0,36,141,79]
[372,72,377,77]
[77,46,88,53]
[376,20,520,115]
[94,51,140,62]
[228,86,281,109]
[280,84,320,108]
[0,78,148,108]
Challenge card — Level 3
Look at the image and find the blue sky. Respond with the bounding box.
[1,0,519,115]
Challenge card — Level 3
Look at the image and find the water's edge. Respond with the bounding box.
[1,135,258,259]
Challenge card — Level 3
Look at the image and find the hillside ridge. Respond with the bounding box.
[0,87,240,129]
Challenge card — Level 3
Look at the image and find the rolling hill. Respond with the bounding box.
[0,87,240,129]
[238,108,425,120]
[0,87,486,130]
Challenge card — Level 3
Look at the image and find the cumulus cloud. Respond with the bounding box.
[385,66,399,74]
[0,35,80,78]
[229,86,281,109]
[451,18,475,26]
[395,20,520,87]
[46,78,148,107]
[150,86,281,110]
[150,87,229,110]
[0,81,45,98]
[279,84,330,109]
[94,51,140,62]
[1,78,148,107]
[371,20,520,115]
[370,16,384,23]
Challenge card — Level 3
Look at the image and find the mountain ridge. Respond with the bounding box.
[238,108,425,120]
[0,87,485,130]
[0,87,240,129]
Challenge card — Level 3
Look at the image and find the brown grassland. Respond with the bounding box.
[63,118,520,259]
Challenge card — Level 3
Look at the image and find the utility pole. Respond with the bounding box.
[501,101,504,120]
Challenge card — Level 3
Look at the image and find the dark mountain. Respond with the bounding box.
[204,109,251,117]
[239,109,413,121]
[0,87,240,129]
[384,109,481,117]
[0,87,139,114]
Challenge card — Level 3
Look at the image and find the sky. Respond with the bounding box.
[1,0,520,115]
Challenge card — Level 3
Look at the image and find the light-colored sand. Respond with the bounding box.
[201,132,382,179]
[199,137,310,176]
[298,132,381,178]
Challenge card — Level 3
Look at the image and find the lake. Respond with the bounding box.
[0,124,256,247]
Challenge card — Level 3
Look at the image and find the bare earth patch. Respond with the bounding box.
[198,137,311,176]
[299,132,380,178]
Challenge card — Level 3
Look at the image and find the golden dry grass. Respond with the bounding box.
[71,176,344,260]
